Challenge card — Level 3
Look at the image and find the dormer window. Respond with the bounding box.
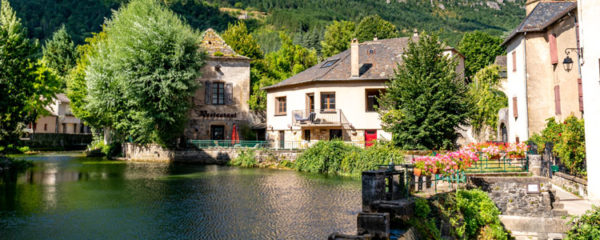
[321,59,339,68]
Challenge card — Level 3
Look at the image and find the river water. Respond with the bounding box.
[0,152,361,239]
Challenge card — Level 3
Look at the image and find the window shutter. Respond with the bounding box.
[512,52,517,72]
[549,33,558,65]
[225,83,233,105]
[554,85,561,115]
[512,97,518,118]
[204,81,211,105]
[578,78,584,112]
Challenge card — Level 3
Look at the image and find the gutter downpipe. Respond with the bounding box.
[523,32,529,140]
[570,12,583,80]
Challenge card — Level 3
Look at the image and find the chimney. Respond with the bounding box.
[351,38,360,78]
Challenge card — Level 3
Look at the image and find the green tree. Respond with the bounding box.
[379,32,470,150]
[248,32,317,111]
[222,21,263,60]
[468,65,508,136]
[321,20,356,58]
[84,0,205,146]
[458,31,504,80]
[354,15,399,42]
[66,31,107,128]
[42,25,78,82]
[0,0,60,146]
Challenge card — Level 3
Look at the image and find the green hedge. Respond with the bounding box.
[294,140,403,176]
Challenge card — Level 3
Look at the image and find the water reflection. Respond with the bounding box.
[0,153,361,239]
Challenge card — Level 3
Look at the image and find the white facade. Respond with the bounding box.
[505,35,530,143]
[577,0,600,203]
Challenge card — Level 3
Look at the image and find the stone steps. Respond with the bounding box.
[552,209,569,217]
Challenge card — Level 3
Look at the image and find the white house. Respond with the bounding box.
[264,36,464,149]
[577,0,600,203]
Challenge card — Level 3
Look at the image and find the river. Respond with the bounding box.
[0,152,361,239]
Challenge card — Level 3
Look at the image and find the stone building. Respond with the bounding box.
[264,36,464,149]
[183,29,263,141]
[501,0,582,143]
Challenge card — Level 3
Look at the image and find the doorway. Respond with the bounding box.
[279,131,285,149]
[365,130,377,147]
[329,129,342,140]
[211,125,225,140]
[500,123,508,143]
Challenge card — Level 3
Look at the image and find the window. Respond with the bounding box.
[211,82,225,105]
[304,130,311,141]
[44,124,47,131]
[321,59,339,68]
[211,125,225,140]
[366,89,383,112]
[321,92,336,111]
[276,97,287,115]
[512,51,517,72]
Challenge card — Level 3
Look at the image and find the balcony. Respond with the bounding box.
[291,109,349,127]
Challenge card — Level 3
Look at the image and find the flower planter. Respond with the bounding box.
[414,168,422,176]
[432,168,439,174]
[490,155,501,160]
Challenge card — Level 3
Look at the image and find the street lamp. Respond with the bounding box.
[563,48,581,72]
[563,55,574,72]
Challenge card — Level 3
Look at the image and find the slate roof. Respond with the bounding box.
[494,55,507,69]
[502,1,576,46]
[264,37,416,90]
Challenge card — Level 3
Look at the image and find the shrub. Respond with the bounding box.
[294,140,402,176]
[567,206,600,240]
[294,140,360,174]
[230,149,258,167]
[529,116,586,177]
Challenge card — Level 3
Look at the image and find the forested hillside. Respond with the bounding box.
[11,0,524,49]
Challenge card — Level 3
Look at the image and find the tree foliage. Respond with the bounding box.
[222,21,263,60]
[468,64,508,136]
[42,25,78,81]
[458,31,504,80]
[245,32,317,111]
[0,0,60,146]
[321,20,356,58]
[380,32,470,150]
[84,0,205,146]
[354,15,399,42]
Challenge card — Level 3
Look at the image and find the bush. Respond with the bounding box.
[422,189,509,240]
[294,140,402,176]
[529,116,586,177]
[230,149,258,167]
[567,206,600,240]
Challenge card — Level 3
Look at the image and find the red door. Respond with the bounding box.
[365,130,377,148]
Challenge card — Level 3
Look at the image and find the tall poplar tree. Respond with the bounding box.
[380,32,470,150]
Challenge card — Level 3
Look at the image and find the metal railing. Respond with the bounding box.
[274,140,367,150]
[291,109,349,126]
[188,140,269,149]
[465,153,528,173]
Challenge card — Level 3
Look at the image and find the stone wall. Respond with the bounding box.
[469,176,556,217]
[122,143,301,164]
[23,133,92,150]
[551,172,587,197]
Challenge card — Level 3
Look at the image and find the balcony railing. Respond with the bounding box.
[291,109,349,127]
